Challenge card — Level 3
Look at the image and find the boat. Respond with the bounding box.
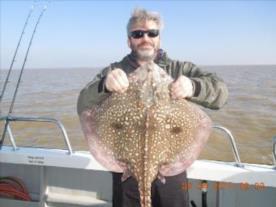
[1,3,276,207]
[0,115,276,207]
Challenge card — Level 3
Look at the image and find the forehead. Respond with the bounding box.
[131,20,159,31]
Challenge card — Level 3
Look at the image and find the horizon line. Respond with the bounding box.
[1,63,276,70]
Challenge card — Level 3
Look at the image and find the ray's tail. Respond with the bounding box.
[138,176,153,207]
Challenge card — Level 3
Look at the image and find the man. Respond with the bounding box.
[77,8,228,207]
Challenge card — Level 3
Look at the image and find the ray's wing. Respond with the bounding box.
[155,99,212,177]
[80,81,146,173]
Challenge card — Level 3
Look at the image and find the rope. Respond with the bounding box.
[0,176,31,201]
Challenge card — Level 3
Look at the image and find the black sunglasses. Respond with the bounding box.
[130,29,159,39]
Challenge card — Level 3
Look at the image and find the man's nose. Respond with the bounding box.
[141,33,151,41]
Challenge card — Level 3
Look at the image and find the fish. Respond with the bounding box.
[80,62,212,207]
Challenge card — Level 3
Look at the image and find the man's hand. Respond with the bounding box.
[105,69,129,93]
[170,75,194,99]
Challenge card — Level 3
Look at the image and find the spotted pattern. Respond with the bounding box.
[88,63,212,207]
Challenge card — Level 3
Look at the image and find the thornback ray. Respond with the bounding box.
[80,62,212,207]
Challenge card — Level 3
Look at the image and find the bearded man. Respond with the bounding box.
[77,8,228,207]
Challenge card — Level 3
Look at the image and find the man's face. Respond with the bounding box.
[128,20,160,62]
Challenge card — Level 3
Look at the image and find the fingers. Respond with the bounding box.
[170,82,187,99]
[170,76,194,99]
[105,71,193,98]
[105,69,129,93]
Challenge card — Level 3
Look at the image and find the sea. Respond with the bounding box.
[0,65,276,165]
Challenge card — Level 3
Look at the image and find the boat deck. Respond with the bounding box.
[1,146,276,207]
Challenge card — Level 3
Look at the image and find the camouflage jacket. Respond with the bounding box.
[77,50,228,115]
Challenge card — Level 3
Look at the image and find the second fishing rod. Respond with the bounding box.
[0,3,49,149]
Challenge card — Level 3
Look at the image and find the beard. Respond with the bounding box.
[131,42,159,62]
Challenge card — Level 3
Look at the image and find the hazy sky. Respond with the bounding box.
[1,0,276,69]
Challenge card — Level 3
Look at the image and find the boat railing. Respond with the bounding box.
[273,136,276,167]
[0,115,73,155]
[212,125,243,167]
[1,116,275,167]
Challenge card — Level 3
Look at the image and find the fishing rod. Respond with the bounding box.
[0,3,48,149]
[8,6,47,114]
[0,4,35,103]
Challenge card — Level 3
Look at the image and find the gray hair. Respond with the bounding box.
[127,8,163,36]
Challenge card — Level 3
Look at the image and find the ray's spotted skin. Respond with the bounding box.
[80,62,212,207]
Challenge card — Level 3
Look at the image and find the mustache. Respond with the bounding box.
[138,42,154,47]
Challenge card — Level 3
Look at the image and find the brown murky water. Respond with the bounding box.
[1,65,276,165]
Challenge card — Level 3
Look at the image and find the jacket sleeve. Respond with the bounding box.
[175,61,228,109]
[77,66,111,116]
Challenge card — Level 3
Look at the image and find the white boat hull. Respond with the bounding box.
[1,146,276,207]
